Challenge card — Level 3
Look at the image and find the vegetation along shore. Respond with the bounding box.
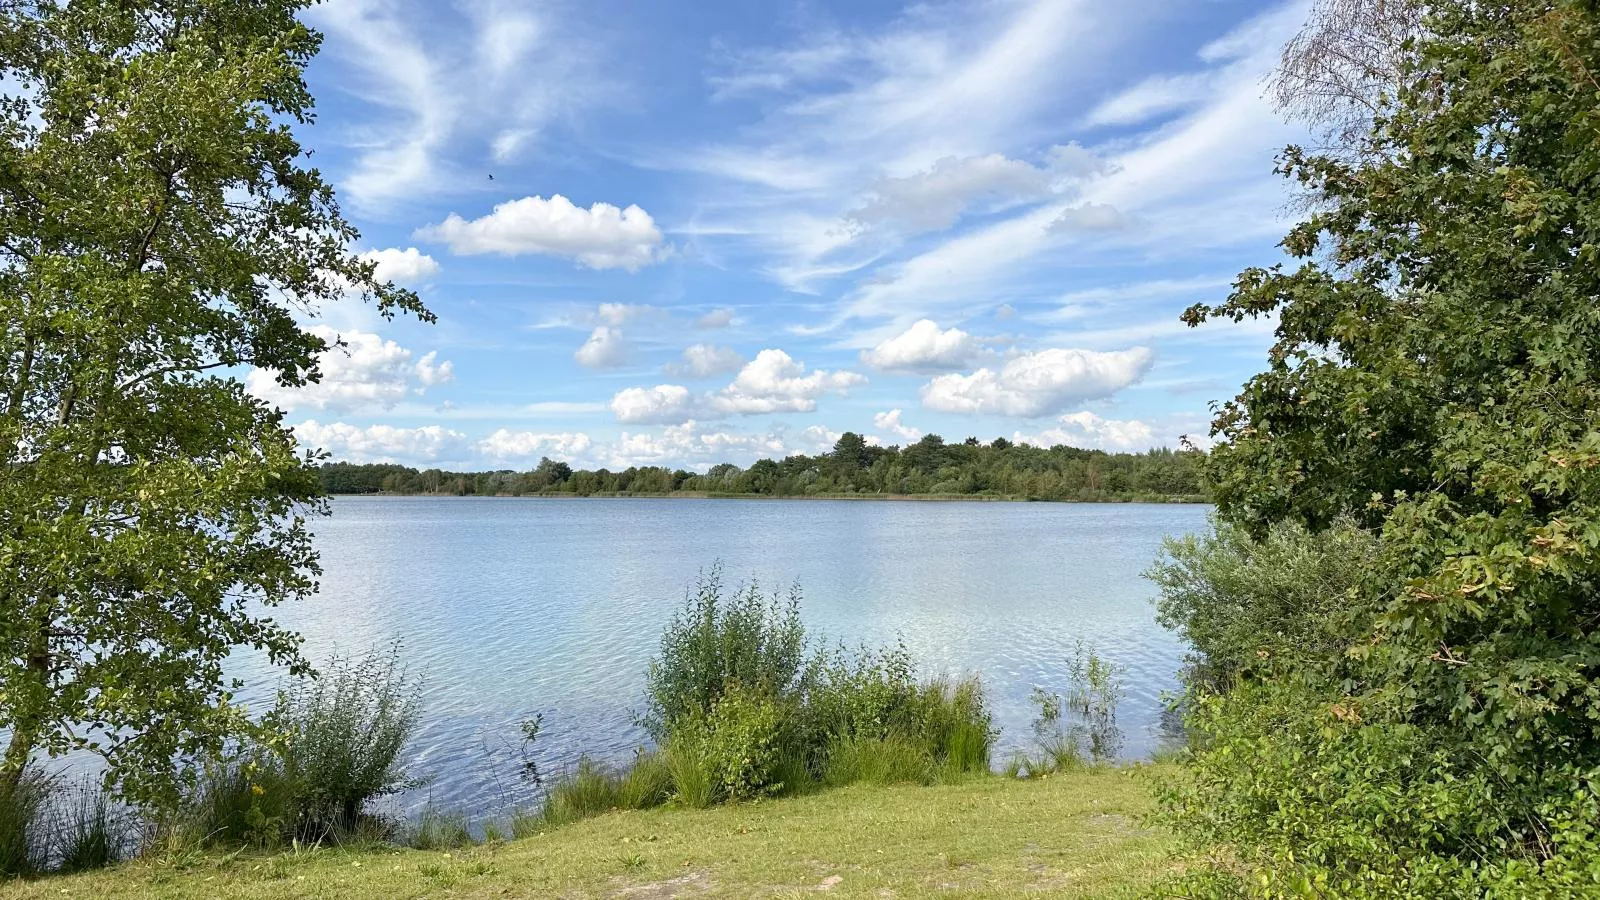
[317,435,1207,502]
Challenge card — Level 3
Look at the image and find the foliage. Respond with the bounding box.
[1163,0,1600,893]
[643,566,807,741]
[315,438,1206,502]
[662,684,786,803]
[1016,644,1125,775]
[270,647,426,841]
[1153,679,1600,897]
[166,647,424,849]
[1146,516,1379,690]
[0,0,431,808]
[821,735,934,787]
[640,569,994,806]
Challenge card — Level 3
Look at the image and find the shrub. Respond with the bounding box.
[644,565,807,740]
[1145,516,1378,691]
[664,683,785,803]
[1153,679,1600,897]
[0,770,50,877]
[271,646,427,841]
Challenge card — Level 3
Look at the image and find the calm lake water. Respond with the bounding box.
[235,496,1209,816]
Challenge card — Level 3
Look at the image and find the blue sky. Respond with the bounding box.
[260,0,1310,472]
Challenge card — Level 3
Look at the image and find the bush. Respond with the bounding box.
[663,683,785,803]
[636,567,994,807]
[272,646,426,840]
[167,646,426,849]
[644,565,807,740]
[1145,516,1378,691]
[1152,679,1600,897]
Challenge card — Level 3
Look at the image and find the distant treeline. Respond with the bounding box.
[319,433,1207,502]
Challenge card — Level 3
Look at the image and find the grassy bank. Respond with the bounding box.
[2,768,1173,899]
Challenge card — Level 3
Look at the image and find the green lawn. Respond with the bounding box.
[4,767,1175,899]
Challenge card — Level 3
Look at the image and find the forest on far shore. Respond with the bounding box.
[317,432,1207,502]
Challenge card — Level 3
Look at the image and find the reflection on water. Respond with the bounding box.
[229,497,1206,815]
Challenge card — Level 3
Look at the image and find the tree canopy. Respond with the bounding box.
[314,435,1206,503]
[0,0,428,806]
[1167,0,1600,891]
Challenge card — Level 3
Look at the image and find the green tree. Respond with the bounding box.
[0,0,429,806]
[1173,0,1600,889]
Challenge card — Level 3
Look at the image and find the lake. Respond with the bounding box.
[231,496,1209,816]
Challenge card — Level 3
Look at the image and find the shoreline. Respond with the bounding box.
[327,491,1210,504]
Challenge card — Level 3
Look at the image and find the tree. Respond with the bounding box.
[1181,0,1600,885]
[0,1,429,806]
[1272,0,1424,153]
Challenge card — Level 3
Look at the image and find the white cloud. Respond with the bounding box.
[293,420,470,464]
[1013,411,1157,451]
[695,308,737,329]
[610,384,696,424]
[574,326,629,369]
[478,429,594,461]
[665,344,745,379]
[1048,202,1130,233]
[413,351,455,387]
[920,346,1153,417]
[418,195,667,271]
[861,319,983,373]
[711,349,866,416]
[610,349,865,424]
[361,247,440,284]
[596,302,661,325]
[851,154,1052,232]
[305,1,608,209]
[1083,72,1216,128]
[873,409,922,443]
[247,327,453,414]
[604,420,842,470]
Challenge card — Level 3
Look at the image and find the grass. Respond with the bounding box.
[0,766,1176,899]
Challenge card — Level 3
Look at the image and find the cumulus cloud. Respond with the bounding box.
[610,350,865,424]
[695,308,737,329]
[861,319,983,373]
[417,194,667,271]
[478,429,594,461]
[360,246,440,284]
[574,326,629,369]
[712,349,866,416]
[247,327,453,414]
[292,420,470,464]
[610,384,696,424]
[920,347,1153,417]
[873,409,922,443]
[1013,411,1157,451]
[665,344,745,378]
[413,351,455,386]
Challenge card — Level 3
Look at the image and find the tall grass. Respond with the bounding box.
[0,770,50,877]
